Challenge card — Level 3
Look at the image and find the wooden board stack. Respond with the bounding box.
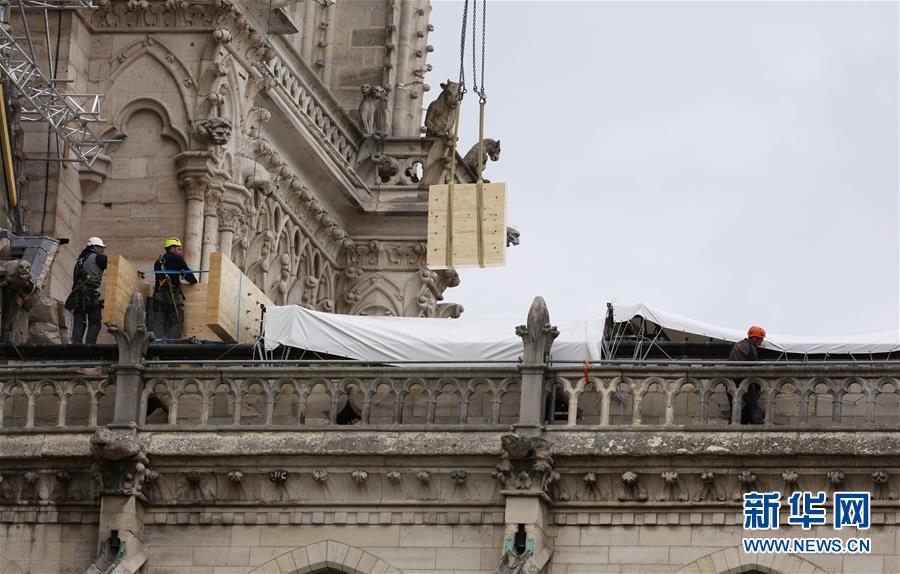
[101,255,151,327]
[426,182,507,269]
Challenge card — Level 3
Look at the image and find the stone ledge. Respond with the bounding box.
[7,429,900,459]
[548,430,900,457]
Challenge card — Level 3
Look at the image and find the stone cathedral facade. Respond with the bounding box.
[1,2,899,574]
[21,0,468,326]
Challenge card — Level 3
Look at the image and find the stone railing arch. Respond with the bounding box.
[671,547,827,574]
[248,540,401,574]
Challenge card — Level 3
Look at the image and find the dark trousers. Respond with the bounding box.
[72,306,102,344]
[151,290,185,341]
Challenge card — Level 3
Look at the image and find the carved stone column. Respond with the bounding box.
[107,293,152,427]
[179,176,206,272]
[201,187,223,276]
[216,203,242,261]
[515,297,559,434]
[490,298,560,573]
[175,151,229,272]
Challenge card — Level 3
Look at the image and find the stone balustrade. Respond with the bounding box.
[138,365,522,428]
[3,360,900,431]
[551,363,900,427]
[0,365,115,429]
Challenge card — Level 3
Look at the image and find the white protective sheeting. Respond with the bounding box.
[263,305,604,362]
[611,302,900,355]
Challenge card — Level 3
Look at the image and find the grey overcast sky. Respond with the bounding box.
[425,0,900,337]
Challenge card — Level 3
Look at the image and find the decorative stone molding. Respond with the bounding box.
[106,293,152,366]
[516,297,559,365]
[89,428,150,499]
[618,471,647,502]
[249,540,401,574]
[672,548,828,574]
[494,434,558,495]
[695,471,724,502]
[782,469,800,497]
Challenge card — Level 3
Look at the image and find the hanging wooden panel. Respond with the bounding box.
[426,182,507,269]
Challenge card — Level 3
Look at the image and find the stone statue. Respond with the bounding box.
[495,548,540,574]
[107,293,152,366]
[493,434,559,493]
[90,427,148,462]
[424,80,460,137]
[0,259,36,343]
[193,117,232,146]
[463,138,501,180]
[506,226,520,247]
[358,84,389,136]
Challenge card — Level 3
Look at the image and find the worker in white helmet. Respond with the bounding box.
[66,236,107,344]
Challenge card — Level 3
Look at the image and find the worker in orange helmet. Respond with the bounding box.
[729,325,767,424]
[730,325,766,361]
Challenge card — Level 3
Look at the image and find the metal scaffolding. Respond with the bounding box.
[0,0,106,165]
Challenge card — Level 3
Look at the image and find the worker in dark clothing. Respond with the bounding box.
[150,237,197,341]
[730,325,767,424]
[730,325,766,361]
[68,236,108,344]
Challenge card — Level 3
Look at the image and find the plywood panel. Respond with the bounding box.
[205,252,272,344]
[427,182,506,269]
[181,282,217,341]
[100,253,269,343]
[102,255,151,327]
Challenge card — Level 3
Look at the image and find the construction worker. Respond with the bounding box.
[150,237,197,341]
[730,325,766,361]
[68,236,107,344]
[730,325,767,424]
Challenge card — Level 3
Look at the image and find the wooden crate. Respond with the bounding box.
[426,182,507,269]
[102,255,151,327]
[182,282,217,341]
[102,253,270,343]
[204,252,272,344]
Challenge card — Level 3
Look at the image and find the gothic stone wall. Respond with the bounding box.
[141,521,505,573]
[549,522,895,574]
[15,1,453,322]
[0,519,98,574]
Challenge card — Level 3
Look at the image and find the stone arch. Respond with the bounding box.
[247,540,401,574]
[108,98,189,152]
[671,547,827,574]
[107,36,195,123]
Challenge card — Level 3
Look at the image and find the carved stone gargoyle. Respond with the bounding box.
[495,548,540,574]
[493,434,559,495]
[107,293,152,366]
[515,297,559,365]
[89,427,150,500]
[463,138,500,181]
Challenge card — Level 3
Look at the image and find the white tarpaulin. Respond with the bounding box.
[263,302,900,362]
[612,302,900,356]
[263,305,604,362]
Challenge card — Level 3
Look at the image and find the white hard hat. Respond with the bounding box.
[87,236,106,247]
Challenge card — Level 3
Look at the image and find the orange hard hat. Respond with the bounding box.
[748,326,766,339]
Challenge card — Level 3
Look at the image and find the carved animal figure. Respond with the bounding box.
[90,428,147,461]
[424,80,460,137]
[0,259,36,343]
[463,138,501,179]
[193,117,232,146]
[358,84,389,136]
[506,226,520,247]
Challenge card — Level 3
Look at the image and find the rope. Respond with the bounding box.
[235,272,243,344]
[445,104,462,269]
[475,99,485,267]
